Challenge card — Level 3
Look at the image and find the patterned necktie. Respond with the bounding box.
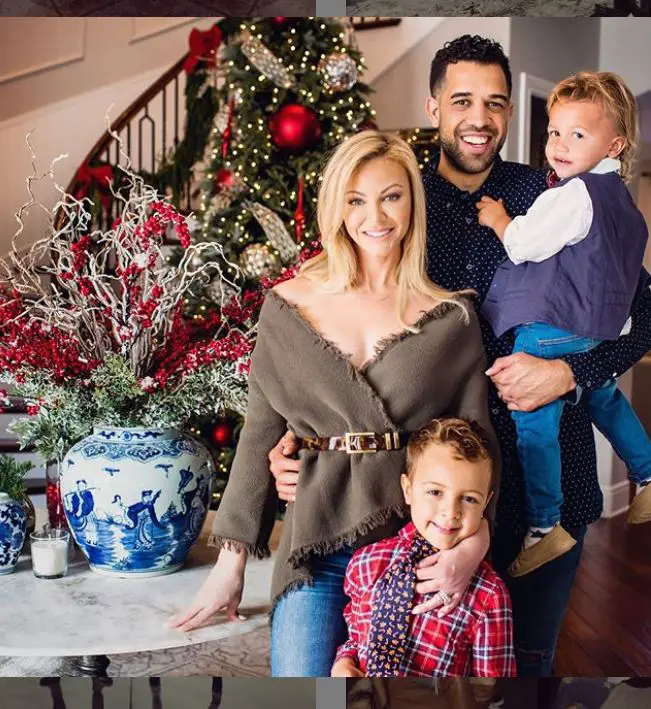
[365,533,437,676]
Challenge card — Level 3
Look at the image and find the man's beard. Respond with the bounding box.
[439,128,505,175]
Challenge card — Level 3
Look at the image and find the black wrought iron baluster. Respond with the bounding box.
[162,84,167,160]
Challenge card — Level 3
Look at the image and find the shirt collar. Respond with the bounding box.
[589,157,621,175]
[425,149,505,199]
[398,520,418,542]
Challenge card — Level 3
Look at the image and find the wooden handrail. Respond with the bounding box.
[351,18,402,30]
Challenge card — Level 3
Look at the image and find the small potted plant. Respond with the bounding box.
[0,454,34,574]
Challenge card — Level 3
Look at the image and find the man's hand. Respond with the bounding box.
[269,430,300,502]
[486,352,576,411]
[331,657,365,677]
[476,196,512,239]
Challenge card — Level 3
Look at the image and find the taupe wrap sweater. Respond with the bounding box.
[210,290,499,607]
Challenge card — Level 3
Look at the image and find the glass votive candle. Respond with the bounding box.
[30,529,70,579]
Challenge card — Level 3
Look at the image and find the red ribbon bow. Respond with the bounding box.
[73,163,114,212]
[183,26,223,75]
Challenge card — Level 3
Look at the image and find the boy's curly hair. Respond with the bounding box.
[429,34,512,97]
[406,417,494,485]
[547,71,639,183]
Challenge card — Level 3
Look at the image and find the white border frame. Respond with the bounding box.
[517,71,556,167]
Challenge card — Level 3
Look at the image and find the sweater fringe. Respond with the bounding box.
[207,535,271,560]
[286,503,409,568]
[371,298,465,360]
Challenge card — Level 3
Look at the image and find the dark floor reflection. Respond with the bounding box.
[1,678,315,709]
[36,678,222,709]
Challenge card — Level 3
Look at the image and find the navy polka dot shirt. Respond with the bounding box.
[423,151,651,534]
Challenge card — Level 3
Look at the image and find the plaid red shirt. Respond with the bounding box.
[335,522,516,677]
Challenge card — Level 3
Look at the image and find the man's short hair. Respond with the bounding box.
[429,34,512,97]
[406,417,494,485]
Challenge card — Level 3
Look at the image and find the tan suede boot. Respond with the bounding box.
[627,483,651,524]
[509,524,577,577]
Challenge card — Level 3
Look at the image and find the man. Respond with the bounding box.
[269,35,651,676]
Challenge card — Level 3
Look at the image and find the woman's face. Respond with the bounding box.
[343,157,412,259]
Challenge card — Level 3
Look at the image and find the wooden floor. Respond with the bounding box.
[555,512,651,675]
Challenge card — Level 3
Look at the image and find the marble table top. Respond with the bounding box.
[0,511,276,658]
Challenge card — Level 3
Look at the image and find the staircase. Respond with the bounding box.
[3,17,442,502]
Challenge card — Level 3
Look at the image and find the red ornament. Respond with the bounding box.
[183,26,223,75]
[215,169,235,189]
[268,104,322,151]
[294,175,305,242]
[271,17,288,26]
[222,96,235,160]
[211,420,233,447]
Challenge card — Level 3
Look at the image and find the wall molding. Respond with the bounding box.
[601,479,631,519]
[129,17,200,44]
[0,19,86,87]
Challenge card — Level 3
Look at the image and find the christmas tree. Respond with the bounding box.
[171,17,375,505]
[185,17,374,297]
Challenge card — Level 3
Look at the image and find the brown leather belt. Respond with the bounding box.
[297,431,410,455]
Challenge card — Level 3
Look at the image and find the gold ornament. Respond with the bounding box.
[318,53,358,93]
[241,32,295,90]
[245,201,299,263]
[239,243,281,280]
[211,192,233,213]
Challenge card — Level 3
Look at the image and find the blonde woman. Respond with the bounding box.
[170,131,496,676]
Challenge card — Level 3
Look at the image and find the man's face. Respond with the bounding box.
[426,61,513,175]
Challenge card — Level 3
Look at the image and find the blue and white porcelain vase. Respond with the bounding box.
[0,492,27,575]
[60,427,214,577]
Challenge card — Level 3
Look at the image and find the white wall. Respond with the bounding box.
[0,18,216,122]
[0,66,171,258]
[355,18,444,85]
[599,18,651,97]
[371,17,511,131]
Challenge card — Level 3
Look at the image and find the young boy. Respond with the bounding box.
[477,71,651,577]
[332,417,515,679]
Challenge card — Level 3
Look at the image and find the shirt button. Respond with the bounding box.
[492,408,500,415]
[465,217,473,224]
[466,263,474,270]
[586,381,592,387]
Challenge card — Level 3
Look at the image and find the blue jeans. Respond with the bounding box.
[270,548,352,677]
[491,523,587,676]
[512,322,651,528]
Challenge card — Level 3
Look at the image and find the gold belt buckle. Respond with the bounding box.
[345,432,377,454]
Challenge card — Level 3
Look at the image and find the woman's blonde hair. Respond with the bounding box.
[300,130,470,330]
[547,71,639,183]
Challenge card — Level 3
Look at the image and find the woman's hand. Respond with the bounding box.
[168,549,247,632]
[331,658,365,677]
[269,430,300,502]
[412,518,491,617]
